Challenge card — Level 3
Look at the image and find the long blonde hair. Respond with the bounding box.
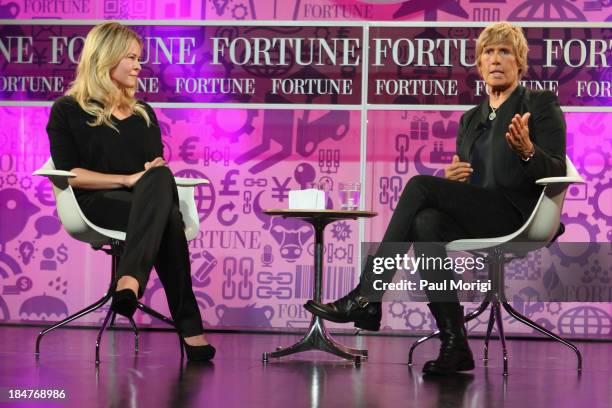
[66,22,150,132]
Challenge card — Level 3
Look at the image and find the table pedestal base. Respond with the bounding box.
[262,315,367,364]
[261,210,378,365]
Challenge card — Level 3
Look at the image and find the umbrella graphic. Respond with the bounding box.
[19,293,68,323]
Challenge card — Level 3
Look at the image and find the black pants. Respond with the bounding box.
[368,175,524,302]
[78,166,204,337]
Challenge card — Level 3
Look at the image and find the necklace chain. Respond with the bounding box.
[488,104,498,121]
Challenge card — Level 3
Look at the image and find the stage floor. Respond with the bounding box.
[0,326,610,407]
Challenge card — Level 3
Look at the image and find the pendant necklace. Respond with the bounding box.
[489,105,498,121]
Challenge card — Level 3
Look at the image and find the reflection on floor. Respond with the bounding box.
[0,326,610,407]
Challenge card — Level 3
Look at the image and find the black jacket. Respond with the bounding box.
[456,85,567,221]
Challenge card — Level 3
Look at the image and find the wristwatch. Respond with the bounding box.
[521,148,535,162]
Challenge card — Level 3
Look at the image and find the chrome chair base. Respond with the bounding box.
[35,292,185,365]
[35,244,184,364]
[407,250,582,376]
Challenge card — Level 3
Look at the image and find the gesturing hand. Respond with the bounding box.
[444,155,472,182]
[506,112,535,159]
[144,157,167,170]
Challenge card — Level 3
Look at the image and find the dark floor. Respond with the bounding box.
[0,326,610,408]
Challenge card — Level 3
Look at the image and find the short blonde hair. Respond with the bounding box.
[66,22,150,132]
[476,22,529,78]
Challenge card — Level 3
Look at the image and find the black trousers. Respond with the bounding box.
[78,166,204,337]
[367,175,524,302]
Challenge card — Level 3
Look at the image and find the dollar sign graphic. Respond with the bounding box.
[56,244,68,264]
[17,276,33,292]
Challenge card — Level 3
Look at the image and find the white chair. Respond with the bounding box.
[408,156,584,376]
[32,158,208,364]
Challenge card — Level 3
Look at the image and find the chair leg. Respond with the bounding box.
[35,292,192,364]
[179,335,185,362]
[483,306,496,364]
[137,303,184,359]
[465,300,491,323]
[96,309,115,365]
[137,303,175,327]
[35,293,112,355]
[408,330,439,366]
[407,299,490,365]
[493,303,509,376]
[501,301,582,372]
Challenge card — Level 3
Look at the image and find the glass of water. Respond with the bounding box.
[338,182,361,210]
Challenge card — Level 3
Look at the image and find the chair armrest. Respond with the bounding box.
[32,169,77,178]
[32,171,209,185]
[174,177,209,187]
[535,176,584,185]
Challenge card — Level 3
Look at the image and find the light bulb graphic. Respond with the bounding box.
[18,241,35,265]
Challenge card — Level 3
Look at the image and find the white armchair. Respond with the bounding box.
[32,158,208,364]
[409,156,584,376]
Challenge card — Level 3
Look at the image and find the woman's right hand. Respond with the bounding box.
[124,157,167,188]
[123,170,146,188]
[444,155,473,182]
[144,157,166,171]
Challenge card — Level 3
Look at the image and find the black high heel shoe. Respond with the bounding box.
[183,341,216,362]
[110,289,138,318]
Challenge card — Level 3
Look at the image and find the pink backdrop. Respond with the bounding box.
[0,0,610,339]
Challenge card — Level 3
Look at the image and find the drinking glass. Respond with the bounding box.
[338,182,360,210]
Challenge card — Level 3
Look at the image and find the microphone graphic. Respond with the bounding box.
[261,245,274,267]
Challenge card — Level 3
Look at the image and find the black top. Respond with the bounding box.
[469,107,497,190]
[46,96,163,198]
[455,85,566,221]
[468,123,496,189]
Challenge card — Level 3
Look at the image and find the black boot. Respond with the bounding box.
[422,302,475,375]
[304,255,391,331]
[304,285,382,331]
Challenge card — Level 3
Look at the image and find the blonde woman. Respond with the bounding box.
[306,22,566,375]
[46,22,215,361]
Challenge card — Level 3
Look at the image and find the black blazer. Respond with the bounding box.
[456,85,567,221]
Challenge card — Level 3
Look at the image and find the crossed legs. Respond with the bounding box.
[374,175,524,297]
[79,166,208,345]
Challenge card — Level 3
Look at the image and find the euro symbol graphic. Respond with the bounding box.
[35,180,55,206]
[179,136,199,165]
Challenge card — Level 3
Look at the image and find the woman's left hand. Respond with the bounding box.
[506,112,535,160]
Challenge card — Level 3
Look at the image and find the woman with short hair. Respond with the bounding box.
[306,21,566,375]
